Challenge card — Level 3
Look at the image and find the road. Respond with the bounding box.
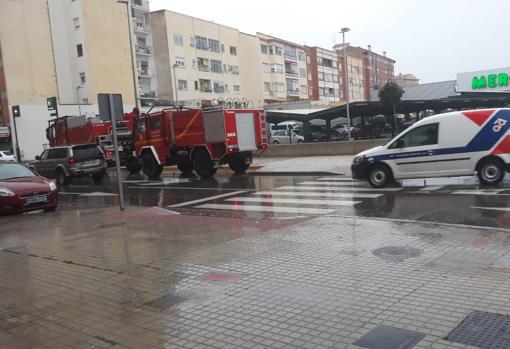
[58,171,510,230]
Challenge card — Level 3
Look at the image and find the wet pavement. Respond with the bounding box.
[2,171,510,348]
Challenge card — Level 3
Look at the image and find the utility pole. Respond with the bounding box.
[172,63,179,105]
[340,27,351,141]
[11,105,21,161]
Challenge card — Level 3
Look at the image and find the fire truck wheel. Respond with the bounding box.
[141,153,163,179]
[176,158,194,175]
[56,169,69,186]
[228,155,250,174]
[127,163,141,175]
[193,149,217,178]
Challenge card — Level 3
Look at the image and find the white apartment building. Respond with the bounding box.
[0,0,136,159]
[131,0,158,106]
[152,10,254,108]
[257,33,308,105]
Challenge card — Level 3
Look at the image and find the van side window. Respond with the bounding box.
[389,123,439,149]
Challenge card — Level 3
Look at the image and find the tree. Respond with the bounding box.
[378,82,404,136]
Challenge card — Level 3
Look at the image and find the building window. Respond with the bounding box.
[264,82,271,92]
[178,80,188,90]
[192,59,197,70]
[73,17,80,28]
[211,59,222,73]
[82,98,89,104]
[174,34,183,46]
[298,51,305,61]
[199,79,212,92]
[76,44,83,57]
[270,64,283,74]
[208,39,220,53]
[229,46,237,55]
[261,44,268,54]
[228,65,239,75]
[79,72,86,84]
[213,81,224,93]
[175,56,185,67]
[318,72,324,81]
[194,81,199,90]
[269,46,282,55]
[299,68,306,78]
[233,85,240,93]
[221,44,225,53]
[197,57,210,72]
[195,36,208,50]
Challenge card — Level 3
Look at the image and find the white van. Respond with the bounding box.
[352,108,510,187]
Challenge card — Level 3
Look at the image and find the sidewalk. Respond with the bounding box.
[252,155,353,175]
[1,206,510,348]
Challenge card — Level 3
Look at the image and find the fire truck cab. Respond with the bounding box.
[134,107,267,178]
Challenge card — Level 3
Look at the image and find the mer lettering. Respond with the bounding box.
[472,72,509,89]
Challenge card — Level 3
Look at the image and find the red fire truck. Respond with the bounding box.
[46,110,141,173]
[134,107,267,178]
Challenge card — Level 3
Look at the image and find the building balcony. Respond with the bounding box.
[200,88,212,93]
[286,89,299,96]
[131,0,149,12]
[284,53,298,61]
[140,91,157,99]
[135,46,152,55]
[285,72,299,79]
[138,69,154,78]
[133,24,151,35]
[198,66,210,72]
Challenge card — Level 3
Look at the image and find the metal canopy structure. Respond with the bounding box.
[266,95,510,124]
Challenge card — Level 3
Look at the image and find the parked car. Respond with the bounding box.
[0,162,58,215]
[352,108,510,187]
[271,129,304,144]
[29,144,107,185]
[0,150,15,161]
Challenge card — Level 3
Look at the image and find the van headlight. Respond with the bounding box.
[48,182,57,191]
[353,155,365,164]
[0,187,15,197]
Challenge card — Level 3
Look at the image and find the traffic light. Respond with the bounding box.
[11,105,20,118]
[47,97,58,117]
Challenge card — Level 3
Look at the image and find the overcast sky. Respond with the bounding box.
[149,0,509,83]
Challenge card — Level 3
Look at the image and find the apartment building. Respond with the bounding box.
[258,33,308,105]
[0,0,135,159]
[335,44,395,101]
[131,0,158,106]
[394,73,419,88]
[152,10,258,108]
[304,46,340,104]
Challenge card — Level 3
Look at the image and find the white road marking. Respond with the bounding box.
[167,190,247,208]
[299,181,362,186]
[254,191,383,199]
[137,179,191,186]
[197,203,335,215]
[277,186,402,192]
[471,206,510,212]
[151,206,181,215]
[419,186,445,191]
[317,177,355,181]
[59,191,118,197]
[128,186,248,191]
[225,197,361,206]
[452,189,506,195]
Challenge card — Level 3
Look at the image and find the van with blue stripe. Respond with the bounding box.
[351,108,510,187]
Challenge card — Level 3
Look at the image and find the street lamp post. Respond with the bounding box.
[117,0,140,109]
[340,27,351,141]
[76,86,83,115]
[172,63,179,105]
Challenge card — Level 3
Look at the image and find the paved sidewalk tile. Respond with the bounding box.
[1,207,510,348]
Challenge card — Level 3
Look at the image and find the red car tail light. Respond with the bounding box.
[68,157,76,164]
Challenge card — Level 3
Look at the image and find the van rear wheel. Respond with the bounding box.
[367,165,392,188]
[141,153,163,179]
[477,158,505,185]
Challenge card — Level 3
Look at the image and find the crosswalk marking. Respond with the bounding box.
[254,191,383,199]
[299,181,362,186]
[277,186,402,192]
[225,197,361,206]
[471,206,510,212]
[168,190,247,208]
[197,203,336,215]
[316,177,355,181]
[419,186,445,191]
[452,189,506,196]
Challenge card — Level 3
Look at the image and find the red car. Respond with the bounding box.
[0,162,58,215]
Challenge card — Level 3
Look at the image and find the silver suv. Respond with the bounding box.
[30,144,107,185]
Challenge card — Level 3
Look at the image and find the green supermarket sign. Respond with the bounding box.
[472,72,509,89]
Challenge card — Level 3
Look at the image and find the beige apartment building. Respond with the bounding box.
[152,10,255,108]
[0,0,136,159]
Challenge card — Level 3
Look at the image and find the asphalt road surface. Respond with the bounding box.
[56,171,510,230]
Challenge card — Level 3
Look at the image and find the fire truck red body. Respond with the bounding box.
[134,107,267,178]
